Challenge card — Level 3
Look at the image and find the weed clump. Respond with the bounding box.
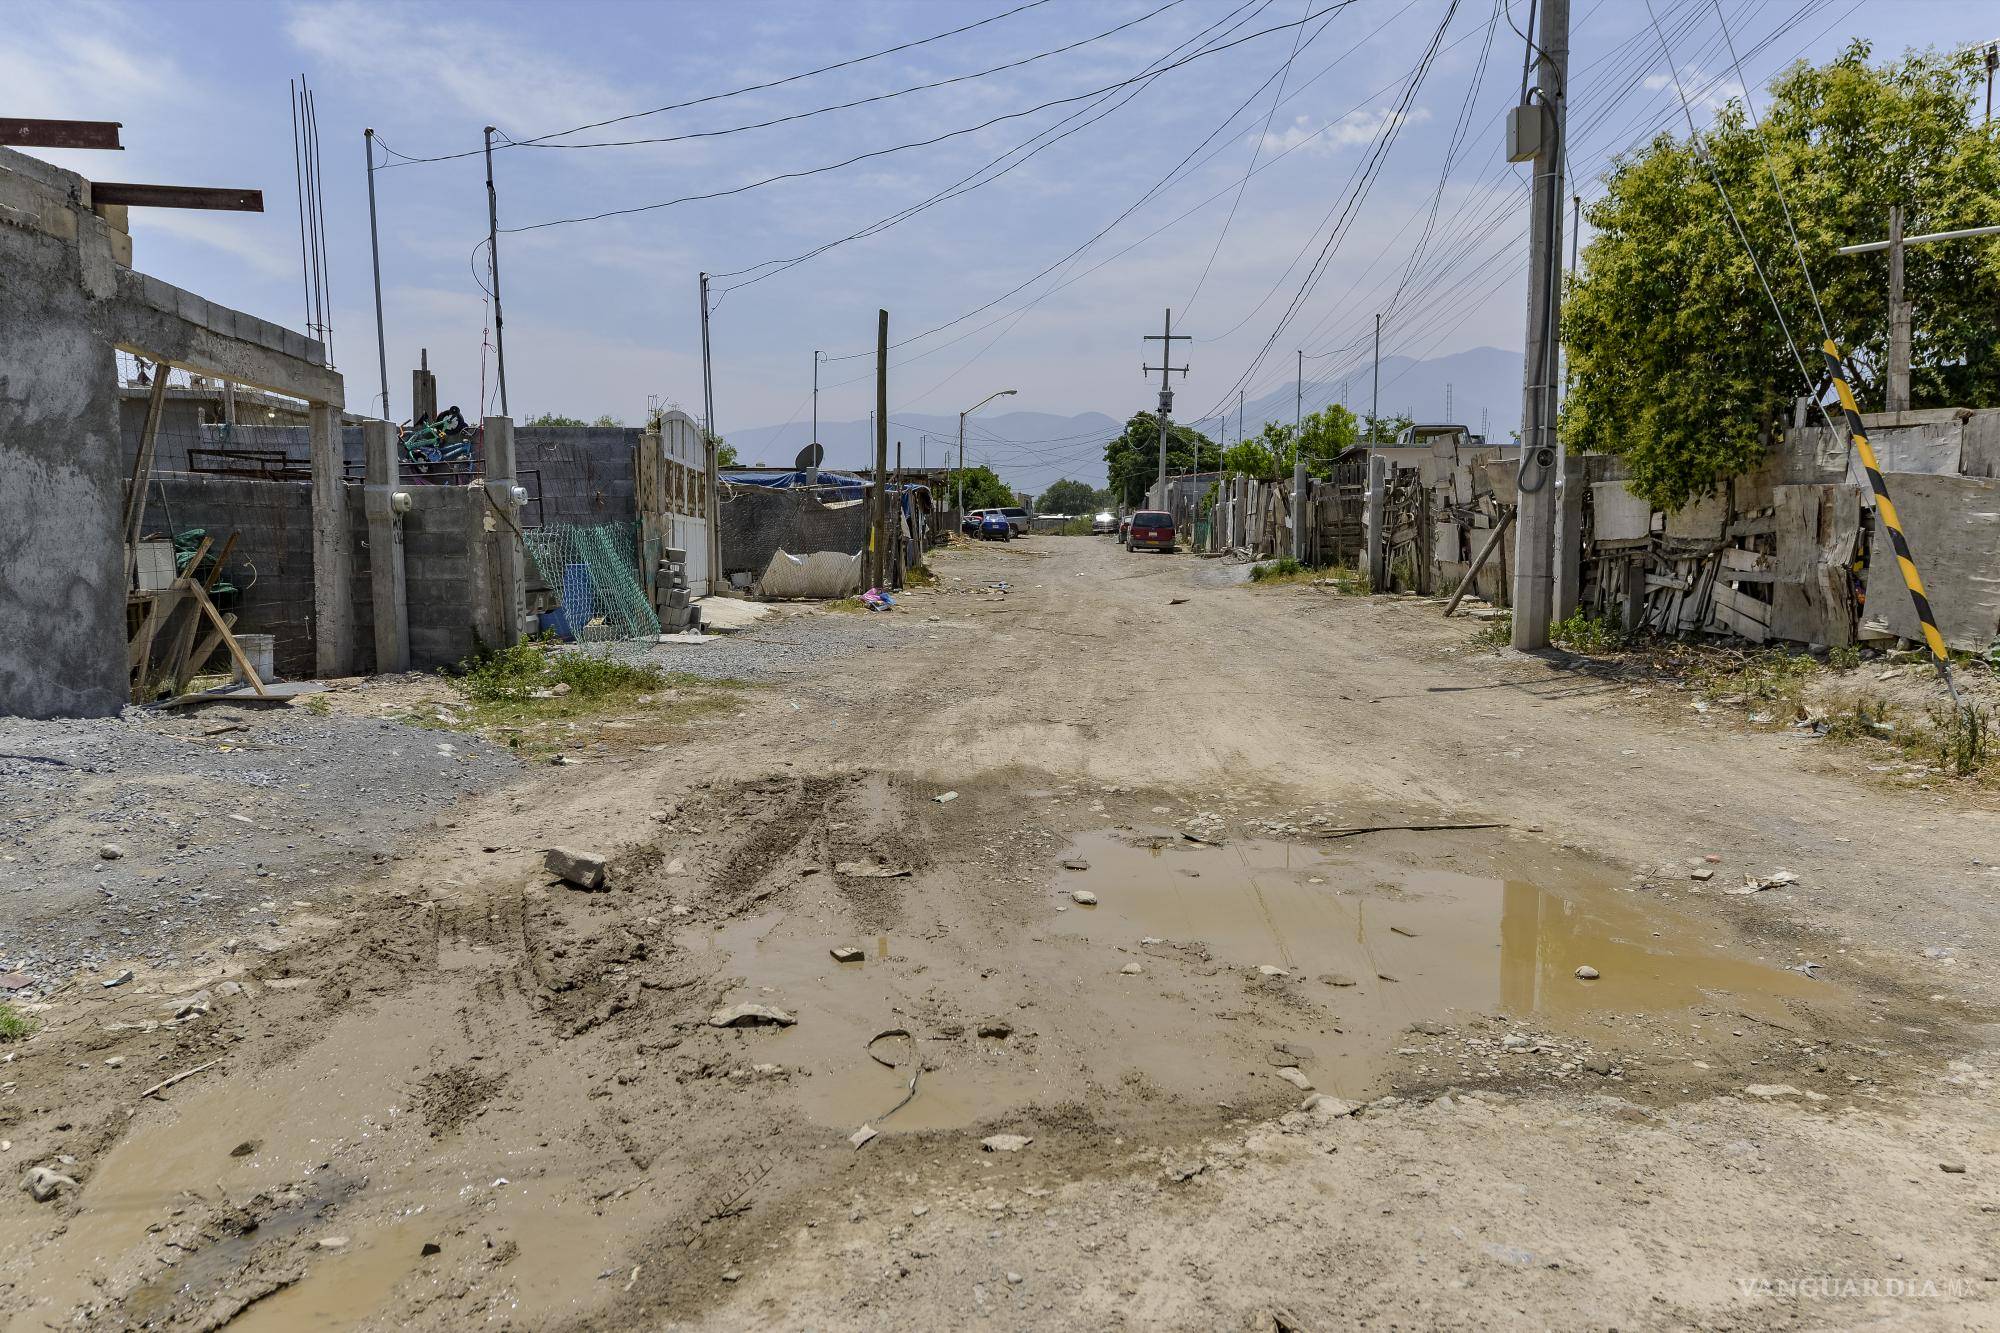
[0,1006,31,1042]
[456,641,669,704]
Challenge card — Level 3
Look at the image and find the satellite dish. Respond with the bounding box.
[793,442,825,472]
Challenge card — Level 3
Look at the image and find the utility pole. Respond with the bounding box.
[1445,382,1453,422]
[1509,0,1568,650]
[1569,194,1581,276]
[1295,349,1304,439]
[483,126,508,416]
[809,349,822,487]
[872,309,889,591]
[894,439,904,586]
[699,272,718,595]
[1886,204,1911,413]
[1237,388,1245,450]
[364,128,389,421]
[1142,308,1189,507]
[1370,313,1381,442]
[1835,216,2000,412]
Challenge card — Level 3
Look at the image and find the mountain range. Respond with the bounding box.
[725,346,1524,499]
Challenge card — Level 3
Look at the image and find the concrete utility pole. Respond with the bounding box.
[1370,313,1381,442]
[1836,217,2000,412]
[1142,308,1189,506]
[699,272,719,595]
[1508,0,1568,650]
[1295,349,1303,438]
[1886,205,1911,412]
[483,127,508,416]
[872,309,889,591]
[363,129,389,421]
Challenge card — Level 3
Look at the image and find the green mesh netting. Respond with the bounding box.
[522,521,661,653]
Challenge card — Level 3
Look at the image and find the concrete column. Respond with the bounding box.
[309,401,354,676]
[1291,460,1309,563]
[1551,451,1585,622]
[362,420,410,673]
[1364,453,1388,589]
[482,416,526,648]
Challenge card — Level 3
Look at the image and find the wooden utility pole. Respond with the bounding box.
[871,309,889,590]
[1142,308,1189,506]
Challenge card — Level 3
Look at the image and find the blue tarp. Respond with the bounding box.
[723,469,870,501]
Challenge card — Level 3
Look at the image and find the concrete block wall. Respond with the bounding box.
[145,477,497,678]
[400,488,492,670]
[148,474,323,679]
[716,485,872,584]
[145,423,643,531]
[514,426,639,527]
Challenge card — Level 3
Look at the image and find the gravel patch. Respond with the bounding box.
[637,611,919,684]
[0,706,516,988]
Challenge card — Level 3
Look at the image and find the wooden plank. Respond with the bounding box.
[89,182,263,212]
[176,612,236,695]
[1,118,123,150]
[122,370,171,585]
[183,578,269,697]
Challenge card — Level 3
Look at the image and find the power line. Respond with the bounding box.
[1181,0,1317,318]
[507,1,1191,153]
[371,0,1062,167]
[499,1,1366,236]
[804,0,1432,386]
[713,0,1279,292]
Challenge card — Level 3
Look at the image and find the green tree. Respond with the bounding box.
[1036,478,1101,514]
[950,465,1015,511]
[1564,41,2000,510]
[1359,411,1413,444]
[1103,412,1220,507]
[1221,406,1360,479]
[524,412,588,427]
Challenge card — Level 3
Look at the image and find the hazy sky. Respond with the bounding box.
[10,0,1993,484]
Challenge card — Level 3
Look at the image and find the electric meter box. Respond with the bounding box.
[1506,102,1549,163]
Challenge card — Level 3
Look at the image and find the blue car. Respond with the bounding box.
[978,511,1012,541]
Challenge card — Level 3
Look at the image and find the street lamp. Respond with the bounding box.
[957,388,1017,512]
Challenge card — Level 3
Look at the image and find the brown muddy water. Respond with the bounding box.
[680,826,1834,1137]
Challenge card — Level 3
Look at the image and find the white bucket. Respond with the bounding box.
[235,634,277,684]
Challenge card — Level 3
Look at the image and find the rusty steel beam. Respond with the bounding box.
[0,117,124,150]
[90,182,262,211]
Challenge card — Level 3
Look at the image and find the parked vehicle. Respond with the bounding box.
[996,505,1031,536]
[977,511,1012,541]
[1091,510,1117,535]
[961,512,984,537]
[1126,510,1175,553]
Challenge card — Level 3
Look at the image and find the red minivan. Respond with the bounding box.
[1126,510,1175,553]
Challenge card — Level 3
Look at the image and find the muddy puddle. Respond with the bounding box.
[679,914,1060,1135]
[1052,830,1828,1086]
[682,826,1839,1136]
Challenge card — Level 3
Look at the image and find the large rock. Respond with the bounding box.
[544,847,609,891]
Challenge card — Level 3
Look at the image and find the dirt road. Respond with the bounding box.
[2,536,1995,1331]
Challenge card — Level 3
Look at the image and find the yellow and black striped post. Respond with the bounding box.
[1820,339,1958,700]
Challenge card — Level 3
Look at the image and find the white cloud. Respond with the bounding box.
[1261,106,1433,158]
[1642,65,1745,117]
[130,209,296,280]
